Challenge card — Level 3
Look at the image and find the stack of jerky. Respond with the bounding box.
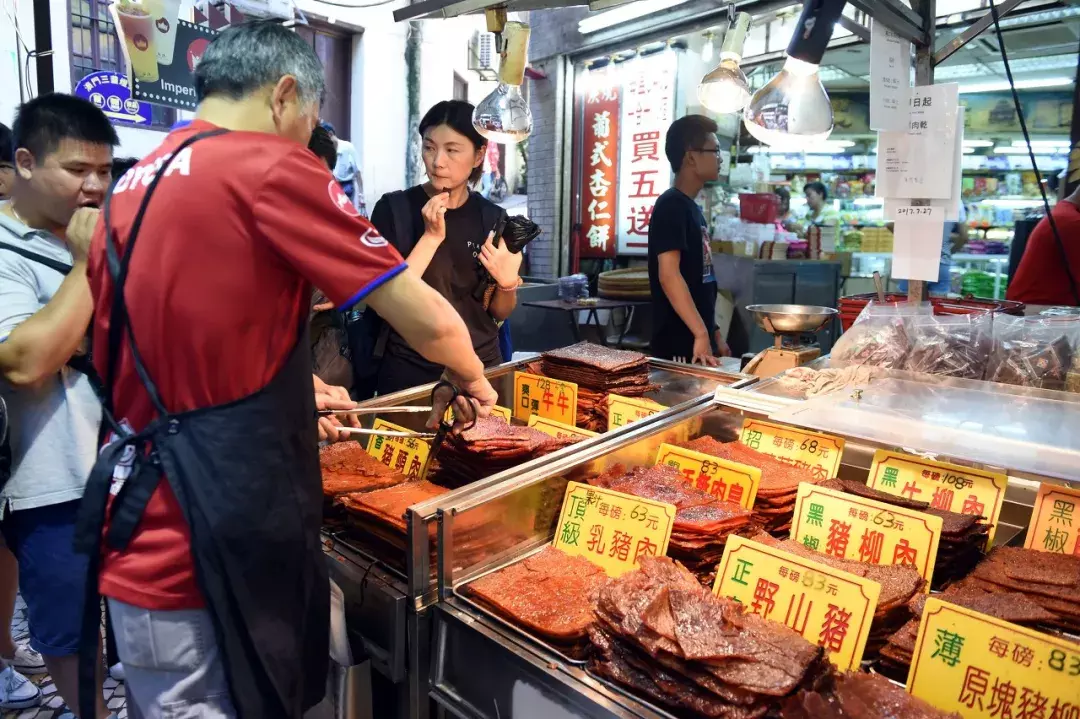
[961,546,1080,632]
[781,671,961,718]
[681,436,820,535]
[319,441,408,516]
[538,342,657,431]
[430,416,579,488]
[590,556,831,719]
[590,465,752,580]
[818,479,989,588]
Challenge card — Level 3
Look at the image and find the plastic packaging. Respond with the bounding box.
[830,301,933,369]
[905,311,993,380]
[984,315,1080,391]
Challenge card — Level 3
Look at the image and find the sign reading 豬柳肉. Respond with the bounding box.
[73,71,153,126]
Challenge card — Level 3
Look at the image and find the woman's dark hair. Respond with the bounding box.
[419,100,486,184]
[0,123,13,164]
[774,186,791,211]
[308,125,337,171]
[805,181,828,201]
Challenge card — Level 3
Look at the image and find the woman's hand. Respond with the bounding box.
[421,192,449,244]
[478,232,523,289]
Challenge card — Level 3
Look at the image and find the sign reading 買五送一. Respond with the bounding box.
[73,71,153,126]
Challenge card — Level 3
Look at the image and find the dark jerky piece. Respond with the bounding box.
[542,341,648,373]
[906,320,991,379]
[819,478,930,511]
[782,671,961,719]
[986,334,1072,389]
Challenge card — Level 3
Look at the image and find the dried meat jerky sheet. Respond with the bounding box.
[320,442,407,497]
[338,481,448,530]
[965,547,1080,631]
[462,545,608,657]
[781,671,961,719]
[430,416,579,488]
[590,557,827,717]
[542,342,649,373]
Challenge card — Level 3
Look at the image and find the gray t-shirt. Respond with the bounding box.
[0,210,100,512]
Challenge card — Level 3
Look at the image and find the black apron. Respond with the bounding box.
[74,130,329,719]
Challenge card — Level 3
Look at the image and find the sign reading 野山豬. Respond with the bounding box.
[552,481,675,577]
[714,536,881,670]
[907,598,1080,717]
[791,483,942,586]
[607,394,666,431]
[513,372,578,426]
[528,415,599,442]
[1024,482,1080,556]
[365,419,429,481]
[578,67,620,259]
[617,51,677,255]
[654,443,760,510]
[739,419,845,480]
[867,450,1006,547]
[73,70,153,126]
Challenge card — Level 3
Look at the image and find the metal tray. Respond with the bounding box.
[452,544,590,667]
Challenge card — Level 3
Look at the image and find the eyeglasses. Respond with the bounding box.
[0,163,14,172]
[690,147,722,157]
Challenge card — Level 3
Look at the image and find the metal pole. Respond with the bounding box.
[932,0,1024,67]
[906,0,936,304]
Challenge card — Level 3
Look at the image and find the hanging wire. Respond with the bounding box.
[987,0,1079,305]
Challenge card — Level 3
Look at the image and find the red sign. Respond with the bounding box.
[576,68,620,260]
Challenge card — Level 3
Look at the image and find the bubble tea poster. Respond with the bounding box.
[110,0,217,110]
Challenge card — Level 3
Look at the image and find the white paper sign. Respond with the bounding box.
[892,219,945,282]
[617,52,677,256]
[875,84,960,200]
[869,20,911,131]
[885,203,944,221]
[879,108,964,219]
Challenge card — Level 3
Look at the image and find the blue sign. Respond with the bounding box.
[73,71,154,126]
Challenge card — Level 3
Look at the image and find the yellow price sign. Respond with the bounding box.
[513,372,578,425]
[528,415,599,442]
[714,535,881,671]
[1024,482,1080,556]
[791,483,942,586]
[907,598,1080,717]
[653,443,760,510]
[867,450,1006,547]
[552,481,675,578]
[739,419,844,480]
[607,394,667,431]
[365,418,429,480]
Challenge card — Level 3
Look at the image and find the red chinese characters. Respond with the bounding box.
[576,69,619,259]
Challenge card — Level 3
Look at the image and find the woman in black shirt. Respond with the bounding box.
[370,100,522,394]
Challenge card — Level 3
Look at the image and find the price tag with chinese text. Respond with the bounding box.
[365,419,429,481]
[552,481,675,578]
[513,372,578,426]
[867,450,1006,547]
[607,394,667,431]
[528,415,599,442]
[791,483,942,586]
[444,404,513,424]
[654,443,760,510]
[714,536,881,670]
[907,598,1080,717]
[1024,483,1080,556]
[739,419,845,480]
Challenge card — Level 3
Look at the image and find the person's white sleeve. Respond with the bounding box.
[0,258,40,343]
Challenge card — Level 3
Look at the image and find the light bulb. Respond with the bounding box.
[698,55,750,114]
[473,84,533,144]
[473,20,532,145]
[742,56,833,150]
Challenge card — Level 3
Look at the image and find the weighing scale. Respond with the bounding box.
[742,304,839,378]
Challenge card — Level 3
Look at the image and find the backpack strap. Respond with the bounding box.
[0,242,73,275]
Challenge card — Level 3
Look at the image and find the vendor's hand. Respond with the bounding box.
[65,207,100,262]
[714,330,732,358]
[692,334,720,367]
[314,376,359,442]
[421,192,449,244]
[478,232,523,289]
[427,372,498,434]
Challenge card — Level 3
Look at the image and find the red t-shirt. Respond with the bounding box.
[1007,200,1080,306]
[88,121,406,610]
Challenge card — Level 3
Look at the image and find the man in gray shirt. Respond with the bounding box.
[0,93,116,719]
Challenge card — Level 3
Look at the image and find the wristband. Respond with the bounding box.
[497,277,523,292]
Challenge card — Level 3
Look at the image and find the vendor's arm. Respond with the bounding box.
[657,250,715,364]
[479,232,522,321]
[0,208,98,388]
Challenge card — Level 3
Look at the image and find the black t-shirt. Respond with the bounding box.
[646,188,717,359]
[370,185,503,392]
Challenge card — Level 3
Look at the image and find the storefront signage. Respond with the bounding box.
[365,418,429,480]
[1024,482,1080,556]
[617,51,677,256]
[552,480,675,577]
[578,67,620,259]
[866,450,1006,547]
[791,483,942,585]
[528,415,598,441]
[513,372,578,426]
[607,394,666,431]
[739,419,845,480]
[653,443,760,509]
[113,0,217,111]
[72,70,153,126]
[907,598,1080,718]
[714,536,880,670]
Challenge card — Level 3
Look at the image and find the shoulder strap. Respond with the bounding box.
[0,242,73,275]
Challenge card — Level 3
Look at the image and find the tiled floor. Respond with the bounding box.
[1,597,126,719]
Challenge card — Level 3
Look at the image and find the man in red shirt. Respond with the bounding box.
[1007,184,1080,306]
[80,22,496,719]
